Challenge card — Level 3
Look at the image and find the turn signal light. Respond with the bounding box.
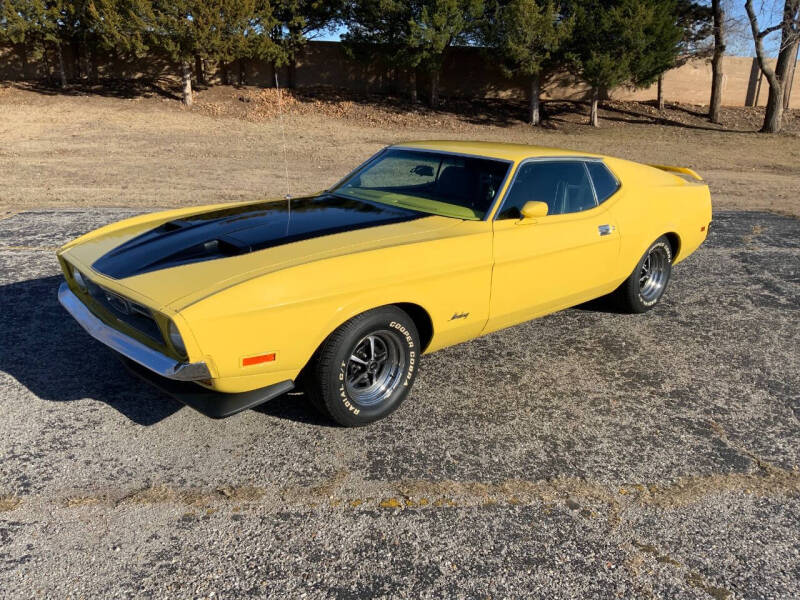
[242,353,276,367]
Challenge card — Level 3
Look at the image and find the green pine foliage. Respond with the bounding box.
[569,0,683,125]
[89,0,151,57]
[0,0,707,121]
[343,0,483,105]
[1,0,69,73]
[675,0,713,63]
[482,0,573,80]
[273,0,346,57]
[479,0,574,124]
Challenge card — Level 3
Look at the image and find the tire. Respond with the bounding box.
[306,306,420,427]
[615,236,673,313]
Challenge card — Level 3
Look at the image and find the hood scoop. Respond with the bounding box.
[92,195,423,279]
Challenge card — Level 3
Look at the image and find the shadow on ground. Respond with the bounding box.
[0,275,320,426]
[13,79,795,134]
[9,79,182,101]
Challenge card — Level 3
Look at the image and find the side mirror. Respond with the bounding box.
[520,201,549,220]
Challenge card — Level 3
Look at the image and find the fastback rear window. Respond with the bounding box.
[586,161,620,204]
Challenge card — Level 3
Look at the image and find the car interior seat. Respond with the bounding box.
[436,166,477,207]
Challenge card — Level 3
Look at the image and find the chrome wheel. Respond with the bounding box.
[345,331,406,407]
[639,245,670,303]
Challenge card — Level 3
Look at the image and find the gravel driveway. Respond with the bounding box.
[0,209,798,599]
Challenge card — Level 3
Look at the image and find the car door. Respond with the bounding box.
[485,159,621,333]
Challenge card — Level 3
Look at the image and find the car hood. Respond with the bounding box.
[62,194,462,310]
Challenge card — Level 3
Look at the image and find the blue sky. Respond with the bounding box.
[312,2,789,58]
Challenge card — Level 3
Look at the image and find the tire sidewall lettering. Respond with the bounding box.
[389,321,415,349]
[335,319,417,414]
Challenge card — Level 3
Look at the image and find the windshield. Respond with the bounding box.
[331,149,511,220]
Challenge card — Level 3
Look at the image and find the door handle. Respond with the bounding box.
[598,224,615,236]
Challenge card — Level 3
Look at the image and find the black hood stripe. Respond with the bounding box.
[92,194,424,279]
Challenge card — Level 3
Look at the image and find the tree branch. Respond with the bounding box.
[757,23,785,39]
[744,0,780,90]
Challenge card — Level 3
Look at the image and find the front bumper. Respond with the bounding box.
[58,283,211,382]
[120,357,294,418]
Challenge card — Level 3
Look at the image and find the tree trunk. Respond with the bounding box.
[17,44,28,79]
[71,40,82,80]
[84,47,94,83]
[429,70,440,106]
[181,61,193,107]
[43,49,51,81]
[56,43,67,88]
[657,74,665,111]
[288,59,297,88]
[745,0,797,132]
[772,0,800,111]
[409,69,418,103]
[195,54,205,86]
[709,0,725,123]
[529,74,541,125]
[238,58,246,86]
[589,88,599,127]
[762,83,784,132]
[784,45,798,109]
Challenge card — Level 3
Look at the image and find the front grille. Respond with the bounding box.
[83,278,164,345]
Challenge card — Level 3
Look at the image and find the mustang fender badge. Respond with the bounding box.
[450,312,469,321]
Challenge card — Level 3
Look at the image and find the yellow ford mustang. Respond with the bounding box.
[57,141,711,426]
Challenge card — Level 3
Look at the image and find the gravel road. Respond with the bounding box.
[0,209,798,599]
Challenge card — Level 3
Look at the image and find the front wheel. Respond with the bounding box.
[614,236,673,313]
[306,306,420,427]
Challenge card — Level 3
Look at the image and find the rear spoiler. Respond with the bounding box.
[649,164,704,182]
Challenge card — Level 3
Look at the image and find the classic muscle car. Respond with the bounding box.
[58,141,712,426]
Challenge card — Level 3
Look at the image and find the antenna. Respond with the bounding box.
[275,72,291,236]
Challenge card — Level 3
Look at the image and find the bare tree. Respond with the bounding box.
[745,0,800,133]
[784,44,799,107]
[709,0,725,122]
[773,0,800,110]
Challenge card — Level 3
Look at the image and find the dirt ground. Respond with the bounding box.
[1,208,799,599]
[1,82,798,217]
[1,82,799,598]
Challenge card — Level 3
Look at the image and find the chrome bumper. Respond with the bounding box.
[58,283,211,382]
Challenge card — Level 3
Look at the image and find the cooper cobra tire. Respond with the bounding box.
[615,236,673,313]
[306,306,420,427]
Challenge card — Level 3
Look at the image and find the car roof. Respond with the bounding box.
[391,140,605,163]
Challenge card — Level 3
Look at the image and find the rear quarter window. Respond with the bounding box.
[586,161,620,204]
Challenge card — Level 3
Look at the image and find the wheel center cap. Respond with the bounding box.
[368,362,378,372]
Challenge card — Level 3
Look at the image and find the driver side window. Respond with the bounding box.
[498,161,597,220]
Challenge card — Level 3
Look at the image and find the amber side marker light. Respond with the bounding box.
[242,353,276,367]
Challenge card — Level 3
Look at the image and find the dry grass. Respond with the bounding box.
[1,82,798,216]
[0,494,21,511]
[27,464,800,515]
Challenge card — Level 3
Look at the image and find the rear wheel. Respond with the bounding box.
[615,236,673,313]
[306,306,420,427]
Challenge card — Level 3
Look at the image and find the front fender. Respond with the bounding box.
[178,231,493,391]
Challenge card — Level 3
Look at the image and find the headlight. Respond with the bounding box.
[73,269,88,291]
[168,321,186,356]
